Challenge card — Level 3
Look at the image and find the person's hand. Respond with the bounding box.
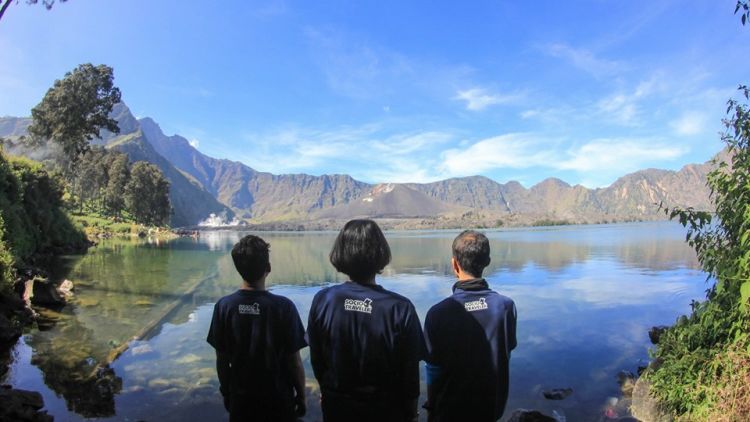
[294,395,306,417]
[222,395,231,412]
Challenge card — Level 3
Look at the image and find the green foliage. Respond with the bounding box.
[0,214,15,294]
[531,218,571,227]
[27,64,121,163]
[649,86,750,419]
[125,162,171,226]
[0,151,87,290]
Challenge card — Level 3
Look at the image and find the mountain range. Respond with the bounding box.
[0,103,717,228]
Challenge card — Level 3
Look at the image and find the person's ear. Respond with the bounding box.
[266,262,272,274]
[451,257,460,276]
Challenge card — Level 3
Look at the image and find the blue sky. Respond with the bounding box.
[1,1,748,187]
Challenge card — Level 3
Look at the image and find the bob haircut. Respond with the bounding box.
[231,234,271,283]
[330,219,391,282]
[452,230,491,277]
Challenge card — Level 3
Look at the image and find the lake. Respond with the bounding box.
[4,222,708,421]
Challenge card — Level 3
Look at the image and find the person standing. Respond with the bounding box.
[307,219,425,422]
[424,230,517,422]
[207,235,307,422]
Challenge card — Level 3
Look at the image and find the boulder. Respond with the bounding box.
[649,326,669,345]
[630,377,672,422]
[0,385,53,422]
[542,387,573,400]
[506,409,558,422]
[57,280,74,297]
[30,278,65,308]
[617,371,636,398]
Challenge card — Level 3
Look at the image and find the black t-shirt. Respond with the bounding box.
[425,279,517,422]
[206,289,306,405]
[306,282,425,402]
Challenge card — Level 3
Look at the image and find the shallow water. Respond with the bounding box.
[4,222,707,421]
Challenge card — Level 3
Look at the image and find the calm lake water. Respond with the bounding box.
[4,222,708,421]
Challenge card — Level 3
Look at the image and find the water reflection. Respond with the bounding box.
[7,222,706,422]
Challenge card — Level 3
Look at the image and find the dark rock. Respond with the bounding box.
[617,371,636,397]
[0,314,22,345]
[542,387,573,400]
[0,385,53,422]
[649,326,668,345]
[506,409,558,422]
[30,278,66,308]
[636,365,648,376]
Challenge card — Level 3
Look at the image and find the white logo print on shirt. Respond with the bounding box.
[464,297,488,312]
[239,303,261,315]
[344,298,373,314]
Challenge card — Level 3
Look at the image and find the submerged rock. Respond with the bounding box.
[542,387,573,400]
[0,385,53,422]
[617,371,636,398]
[506,409,558,421]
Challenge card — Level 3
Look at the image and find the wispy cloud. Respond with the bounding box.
[558,138,688,173]
[669,111,709,136]
[440,133,557,175]
[597,78,659,125]
[542,43,622,78]
[454,88,520,111]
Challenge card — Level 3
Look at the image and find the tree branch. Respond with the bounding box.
[0,0,14,22]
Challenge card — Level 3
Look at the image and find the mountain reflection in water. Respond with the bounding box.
[5,222,705,421]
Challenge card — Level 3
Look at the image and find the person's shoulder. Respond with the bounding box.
[378,287,415,308]
[488,291,516,309]
[426,296,456,316]
[215,291,239,307]
[266,291,295,306]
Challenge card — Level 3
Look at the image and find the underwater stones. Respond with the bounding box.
[175,353,202,365]
[0,385,53,422]
[148,378,172,391]
[506,409,558,422]
[542,387,573,400]
[75,297,100,307]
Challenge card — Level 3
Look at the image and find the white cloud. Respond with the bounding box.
[440,133,556,175]
[543,43,622,78]
[189,138,200,148]
[558,138,688,173]
[454,88,519,111]
[597,79,659,125]
[670,111,709,136]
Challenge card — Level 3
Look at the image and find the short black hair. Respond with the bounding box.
[231,235,270,283]
[330,219,391,283]
[452,230,491,277]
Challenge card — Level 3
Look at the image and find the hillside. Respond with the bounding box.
[1,103,718,228]
[0,105,233,227]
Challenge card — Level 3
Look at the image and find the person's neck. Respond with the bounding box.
[240,279,266,291]
[456,272,481,282]
[350,275,377,285]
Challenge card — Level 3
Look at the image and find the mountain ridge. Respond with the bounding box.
[0,103,718,228]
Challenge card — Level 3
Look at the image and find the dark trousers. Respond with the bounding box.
[229,393,295,422]
[321,393,410,422]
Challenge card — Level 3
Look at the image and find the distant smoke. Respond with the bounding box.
[2,137,64,163]
[198,212,242,227]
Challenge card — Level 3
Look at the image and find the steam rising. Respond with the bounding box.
[198,212,242,227]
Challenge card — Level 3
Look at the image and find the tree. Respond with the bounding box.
[0,0,68,23]
[103,153,129,219]
[125,162,170,226]
[27,64,121,166]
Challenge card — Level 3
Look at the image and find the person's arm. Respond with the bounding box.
[287,351,306,417]
[215,350,231,411]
